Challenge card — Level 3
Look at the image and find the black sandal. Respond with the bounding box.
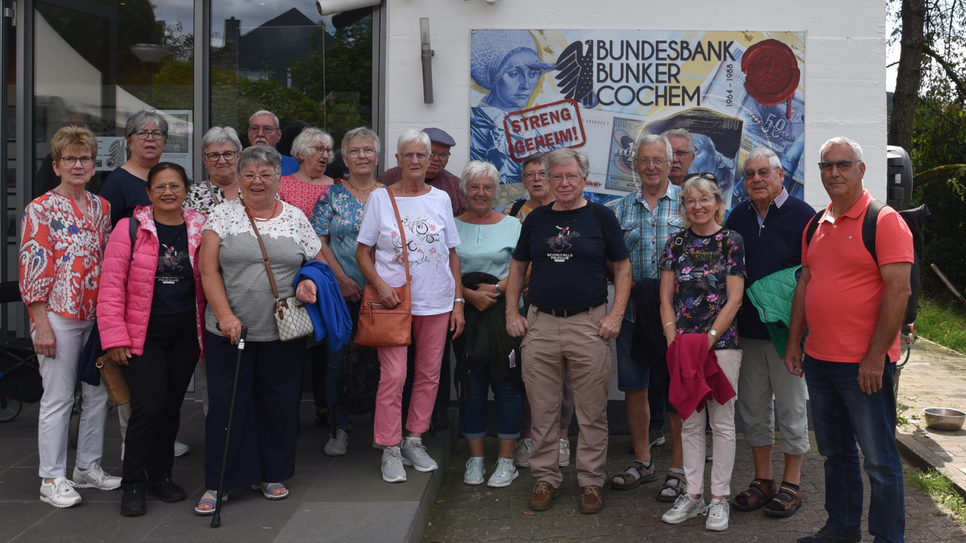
[764,484,804,518]
[733,479,777,512]
[656,471,687,502]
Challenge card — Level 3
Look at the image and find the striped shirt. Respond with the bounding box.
[755,187,789,227]
[613,183,683,322]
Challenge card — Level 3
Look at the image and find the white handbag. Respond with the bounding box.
[243,204,315,342]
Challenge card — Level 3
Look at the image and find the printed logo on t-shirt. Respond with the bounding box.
[157,244,189,284]
[546,225,579,262]
[393,213,444,268]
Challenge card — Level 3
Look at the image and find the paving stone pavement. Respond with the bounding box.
[423,431,966,542]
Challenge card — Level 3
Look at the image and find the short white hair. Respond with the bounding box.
[248,110,280,129]
[743,148,782,170]
[291,128,334,162]
[820,137,864,163]
[636,134,672,162]
[662,128,694,153]
[397,129,431,155]
[459,160,500,197]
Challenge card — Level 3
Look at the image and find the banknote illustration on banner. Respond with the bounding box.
[469,30,805,211]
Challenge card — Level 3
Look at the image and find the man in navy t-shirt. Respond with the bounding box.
[505,149,631,515]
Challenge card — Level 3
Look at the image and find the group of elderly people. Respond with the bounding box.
[18,113,831,535]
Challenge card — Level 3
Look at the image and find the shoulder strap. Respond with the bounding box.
[589,202,604,235]
[385,189,411,283]
[862,200,885,265]
[803,209,824,247]
[509,199,526,217]
[129,216,139,246]
[242,201,281,301]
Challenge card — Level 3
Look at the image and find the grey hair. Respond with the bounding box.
[546,148,590,178]
[743,147,782,171]
[125,110,168,141]
[396,129,431,155]
[819,136,864,163]
[248,110,280,128]
[202,126,242,153]
[459,160,500,198]
[522,152,547,171]
[662,128,694,154]
[291,128,334,162]
[680,176,725,227]
[237,145,282,176]
[341,127,381,156]
[636,134,673,162]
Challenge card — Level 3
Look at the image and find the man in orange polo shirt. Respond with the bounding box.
[785,137,912,543]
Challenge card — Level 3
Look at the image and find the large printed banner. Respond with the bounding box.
[469,30,806,211]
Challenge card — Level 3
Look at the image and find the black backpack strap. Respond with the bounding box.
[862,200,885,265]
[589,202,604,236]
[803,209,824,247]
[129,216,139,246]
[509,199,526,217]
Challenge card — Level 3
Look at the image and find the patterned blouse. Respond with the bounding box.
[659,227,746,350]
[310,182,367,289]
[19,190,112,322]
[278,175,338,220]
[183,180,237,217]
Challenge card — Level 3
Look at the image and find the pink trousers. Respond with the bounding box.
[373,313,450,446]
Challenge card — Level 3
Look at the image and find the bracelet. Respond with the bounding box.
[663,322,674,330]
[454,298,465,304]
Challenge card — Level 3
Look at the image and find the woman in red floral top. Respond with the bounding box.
[19,126,120,509]
[277,127,340,218]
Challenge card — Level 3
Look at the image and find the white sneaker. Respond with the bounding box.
[72,464,121,491]
[513,438,532,468]
[400,437,438,472]
[174,440,190,457]
[324,429,349,456]
[662,493,708,524]
[705,498,730,531]
[463,457,485,485]
[487,458,519,488]
[381,445,407,483]
[39,477,82,508]
[558,438,571,468]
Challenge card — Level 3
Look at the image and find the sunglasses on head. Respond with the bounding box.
[684,172,718,185]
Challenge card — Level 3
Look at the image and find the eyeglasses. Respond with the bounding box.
[401,152,428,162]
[523,170,547,181]
[248,125,279,134]
[550,173,582,183]
[430,151,451,160]
[150,183,185,193]
[133,129,164,140]
[743,167,777,179]
[635,157,668,167]
[466,183,494,193]
[241,173,277,183]
[818,160,860,172]
[673,150,693,158]
[60,156,94,167]
[347,147,376,158]
[684,196,716,209]
[204,151,237,162]
[314,146,333,156]
[685,172,719,185]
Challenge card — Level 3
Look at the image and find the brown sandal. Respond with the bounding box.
[732,479,777,512]
[764,484,804,518]
[656,471,687,503]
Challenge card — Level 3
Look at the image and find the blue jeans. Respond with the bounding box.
[616,319,649,392]
[459,370,522,440]
[325,301,360,432]
[804,354,904,543]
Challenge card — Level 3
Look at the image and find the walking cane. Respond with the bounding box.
[211,326,247,529]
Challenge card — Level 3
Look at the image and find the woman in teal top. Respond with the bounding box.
[310,127,384,456]
[454,161,524,489]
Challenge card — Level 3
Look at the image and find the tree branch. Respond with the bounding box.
[914,163,966,188]
[923,44,966,100]
[920,98,963,126]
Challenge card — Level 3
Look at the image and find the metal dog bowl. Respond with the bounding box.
[923,407,966,431]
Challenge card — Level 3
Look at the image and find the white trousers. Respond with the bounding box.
[682,348,742,497]
[35,313,109,479]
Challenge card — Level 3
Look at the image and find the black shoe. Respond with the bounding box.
[121,486,147,517]
[147,477,186,503]
[431,410,450,431]
[797,527,862,543]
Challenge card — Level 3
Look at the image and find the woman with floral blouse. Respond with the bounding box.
[183,127,243,216]
[20,126,121,509]
[310,127,383,456]
[659,173,746,531]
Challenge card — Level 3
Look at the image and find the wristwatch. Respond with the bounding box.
[494,283,502,296]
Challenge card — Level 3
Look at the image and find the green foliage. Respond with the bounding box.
[905,467,966,526]
[916,296,966,353]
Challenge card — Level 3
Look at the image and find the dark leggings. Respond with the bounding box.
[121,312,200,488]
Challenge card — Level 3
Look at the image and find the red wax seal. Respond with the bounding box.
[741,39,800,119]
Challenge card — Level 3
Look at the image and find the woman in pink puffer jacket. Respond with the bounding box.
[96,163,207,517]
